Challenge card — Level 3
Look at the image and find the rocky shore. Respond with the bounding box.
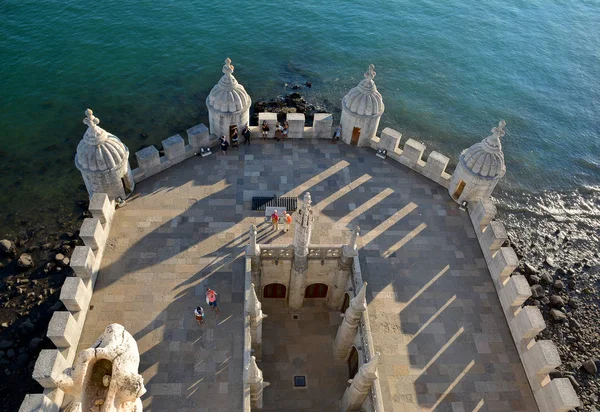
[252,90,330,125]
[504,212,600,411]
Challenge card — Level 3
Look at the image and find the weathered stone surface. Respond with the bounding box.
[0,239,17,257]
[550,309,567,322]
[17,253,34,269]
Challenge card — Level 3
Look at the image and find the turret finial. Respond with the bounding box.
[363,352,380,376]
[349,226,360,249]
[350,282,368,312]
[83,109,100,130]
[303,192,312,208]
[491,120,506,139]
[364,64,376,81]
[223,57,234,75]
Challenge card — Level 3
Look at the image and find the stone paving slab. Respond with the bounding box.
[76,139,536,412]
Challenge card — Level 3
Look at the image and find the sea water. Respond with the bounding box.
[0,0,598,235]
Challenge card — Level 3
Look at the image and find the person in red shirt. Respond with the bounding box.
[206,287,219,314]
[271,209,280,231]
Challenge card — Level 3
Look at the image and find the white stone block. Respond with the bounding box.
[19,394,59,412]
[489,247,518,285]
[469,199,497,231]
[70,246,95,279]
[523,340,562,379]
[312,113,333,139]
[286,113,305,138]
[511,306,545,345]
[79,218,105,250]
[498,275,531,315]
[33,350,68,389]
[423,151,449,178]
[162,134,185,160]
[59,277,89,312]
[89,192,112,224]
[187,123,211,148]
[481,221,508,253]
[135,145,160,171]
[47,311,79,348]
[378,128,402,153]
[535,378,580,412]
[258,112,278,138]
[399,139,426,168]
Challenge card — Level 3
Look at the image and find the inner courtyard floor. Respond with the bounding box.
[75,139,537,412]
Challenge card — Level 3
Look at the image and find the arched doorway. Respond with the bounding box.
[263,283,286,299]
[341,293,350,313]
[348,346,359,379]
[304,283,328,298]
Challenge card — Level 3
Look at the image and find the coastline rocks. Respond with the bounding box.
[0,240,17,257]
[531,284,545,298]
[549,309,567,322]
[549,295,565,307]
[540,273,553,284]
[553,280,565,290]
[583,359,598,375]
[17,254,34,270]
[524,262,539,275]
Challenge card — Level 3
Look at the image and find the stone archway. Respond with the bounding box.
[263,283,286,299]
[347,346,359,379]
[304,283,328,298]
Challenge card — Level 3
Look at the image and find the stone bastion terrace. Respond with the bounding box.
[19,60,580,412]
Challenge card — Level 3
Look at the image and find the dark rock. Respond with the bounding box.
[0,239,17,257]
[549,370,564,379]
[44,262,56,273]
[6,349,15,359]
[583,360,598,375]
[524,262,539,275]
[305,81,312,88]
[17,253,34,269]
[60,244,72,254]
[528,275,540,285]
[566,269,575,277]
[550,296,565,307]
[0,340,13,350]
[28,337,43,351]
[556,268,567,277]
[18,320,34,335]
[553,280,565,290]
[15,353,29,366]
[567,279,576,288]
[531,284,545,298]
[540,273,553,284]
[567,374,580,389]
[550,309,567,322]
[569,319,581,330]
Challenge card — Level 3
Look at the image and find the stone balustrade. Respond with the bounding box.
[369,127,453,189]
[20,193,117,412]
[468,199,580,412]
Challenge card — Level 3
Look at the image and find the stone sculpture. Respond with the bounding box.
[57,324,146,412]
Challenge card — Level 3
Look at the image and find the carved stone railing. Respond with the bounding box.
[259,244,294,260]
[307,245,343,260]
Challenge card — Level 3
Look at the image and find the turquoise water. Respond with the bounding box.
[1,0,598,233]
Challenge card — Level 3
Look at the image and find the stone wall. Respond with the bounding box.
[370,128,453,189]
[468,199,580,412]
[19,193,117,412]
[243,257,253,412]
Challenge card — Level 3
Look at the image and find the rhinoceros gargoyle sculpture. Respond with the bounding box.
[57,323,146,412]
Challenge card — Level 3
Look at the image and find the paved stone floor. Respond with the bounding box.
[76,139,537,412]
[261,299,348,411]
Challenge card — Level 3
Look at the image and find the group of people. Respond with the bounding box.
[270,209,293,232]
[194,286,219,325]
[219,125,252,155]
[261,120,289,141]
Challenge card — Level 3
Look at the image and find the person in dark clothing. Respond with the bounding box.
[220,135,229,155]
[261,120,270,140]
[242,125,251,145]
[231,127,239,147]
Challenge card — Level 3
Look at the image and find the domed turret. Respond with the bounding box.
[340,64,385,147]
[206,58,251,140]
[448,121,507,204]
[75,109,134,200]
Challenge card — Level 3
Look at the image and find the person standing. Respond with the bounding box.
[220,135,229,155]
[333,124,342,140]
[194,306,205,324]
[271,209,280,231]
[283,121,289,139]
[283,211,292,232]
[206,287,220,314]
[231,127,239,148]
[261,120,270,140]
[275,122,282,141]
[243,125,251,145]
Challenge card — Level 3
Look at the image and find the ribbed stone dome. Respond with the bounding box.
[342,64,384,116]
[206,58,251,114]
[460,121,507,179]
[75,109,129,173]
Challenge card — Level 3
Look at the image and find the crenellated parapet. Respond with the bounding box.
[468,198,580,412]
[370,127,453,188]
[20,193,118,412]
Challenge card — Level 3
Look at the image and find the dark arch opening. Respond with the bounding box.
[263,283,287,299]
[348,346,359,379]
[304,283,328,298]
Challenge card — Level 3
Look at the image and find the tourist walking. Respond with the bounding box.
[206,287,220,314]
[271,209,280,231]
[243,124,251,145]
[220,135,229,155]
[333,124,342,140]
[283,211,292,232]
[231,127,239,148]
[261,120,270,140]
[283,121,289,139]
[194,306,205,324]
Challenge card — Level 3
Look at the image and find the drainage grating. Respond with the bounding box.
[293,375,307,388]
[252,196,298,211]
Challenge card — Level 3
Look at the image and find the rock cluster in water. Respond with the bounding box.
[253,92,329,125]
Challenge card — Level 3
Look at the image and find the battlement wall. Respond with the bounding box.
[370,128,453,189]
[20,193,117,412]
[468,199,580,412]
